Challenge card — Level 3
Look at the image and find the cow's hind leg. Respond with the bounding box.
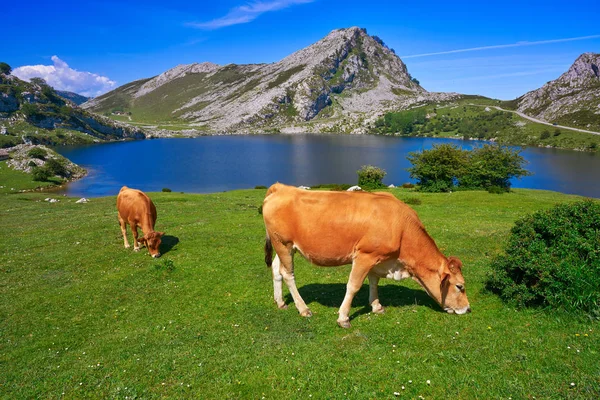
[271,255,287,309]
[118,214,130,249]
[276,247,312,317]
[368,271,385,315]
[338,254,373,328]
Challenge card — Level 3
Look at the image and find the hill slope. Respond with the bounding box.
[56,90,90,105]
[83,27,457,133]
[0,73,145,147]
[516,52,600,130]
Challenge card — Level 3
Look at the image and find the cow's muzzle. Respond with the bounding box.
[152,253,161,258]
[445,306,471,315]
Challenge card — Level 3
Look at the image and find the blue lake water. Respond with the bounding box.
[54,134,600,198]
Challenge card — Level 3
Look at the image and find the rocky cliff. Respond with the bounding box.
[517,52,600,129]
[83,27,457,133]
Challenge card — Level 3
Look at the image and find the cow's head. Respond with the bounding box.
[138,231,164,258]
[439,256,471,314]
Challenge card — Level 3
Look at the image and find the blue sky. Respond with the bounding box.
[4,0,600,99]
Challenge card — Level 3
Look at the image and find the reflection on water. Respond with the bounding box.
[54,135,600,198]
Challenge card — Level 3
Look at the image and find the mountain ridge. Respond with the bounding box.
[83,27,457,133]
[516,52,600,130]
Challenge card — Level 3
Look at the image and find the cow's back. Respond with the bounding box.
[263,184,408,265]
[117,186,157,226]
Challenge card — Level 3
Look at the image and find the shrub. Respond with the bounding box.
[407,144,531,192]
[486,200,600,316]
[254,185,267,190]
[162,188,172,192]
[28,161,37,168]
[401,183,415,189]
[459,145,530,190]
[486,185,506,194]
[0,62,11,75]
[28,147,47,160]
[407,144,467,192]
[357,165,386,189]
[402,197,422,206]
[45,158,67,177]
[32,167,51,182]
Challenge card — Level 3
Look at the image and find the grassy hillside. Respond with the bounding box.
[373,98,600,152]
[1,171,599,398]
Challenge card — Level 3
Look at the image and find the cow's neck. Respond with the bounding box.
[401,226,447,307]
[140,221,155,235]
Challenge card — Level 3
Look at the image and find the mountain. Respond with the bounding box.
[0,73,145,147]
[83,27,456,133]
[516,52,600,130]
[56,90,90,105]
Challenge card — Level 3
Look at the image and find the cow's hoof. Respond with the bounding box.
[124,244,131,249]
[133,247,140,252]
[337,319,351,329]
[372,306,385,314]
[277,303,288,310]
[300,309,312,318]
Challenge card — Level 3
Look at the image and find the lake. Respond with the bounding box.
[54,134,600,198]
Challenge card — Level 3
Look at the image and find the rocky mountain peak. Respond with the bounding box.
[517,52,600,128]
[84,27,455,133]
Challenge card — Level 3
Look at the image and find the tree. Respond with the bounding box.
[0,62,11,75]
[30,77,48,87]
[357,165,386,189]
[28,147,48,160]
[459,145,531,191]
[407,144,468,192]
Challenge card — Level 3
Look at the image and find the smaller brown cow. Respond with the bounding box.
[116,186,164,258]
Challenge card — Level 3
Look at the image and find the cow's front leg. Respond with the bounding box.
[278,249,312,317]
[118,215,130,248]
[338,255,372,328]
[271,255,287,309]
[131,223,141,251]
[368,272,385,314]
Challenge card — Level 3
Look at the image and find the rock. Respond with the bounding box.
[388,184,395,188]
[347,185,362,191]
[297,186,311,190]
[75,198,89,203]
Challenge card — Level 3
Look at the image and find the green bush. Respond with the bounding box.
[28,147,47,160]
[407,144,467,191]
[486,200,600,317]
[402,197,422,206]
[254,185,267,190]
[32,167,51,182]
[407,144,530,192]
[45,158,67,177]
[0,62,11,75]
[357,165,386,189]
[459,144,530,190]
[162,188,172,192]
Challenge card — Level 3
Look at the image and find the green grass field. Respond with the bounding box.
[1,171,599,398]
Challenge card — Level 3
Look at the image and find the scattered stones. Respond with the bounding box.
[347,185,362,191]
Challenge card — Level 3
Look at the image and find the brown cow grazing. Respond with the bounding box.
[262,183,470,328]
[116,186,164,258]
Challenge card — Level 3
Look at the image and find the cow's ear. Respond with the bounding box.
[157,231,165,237]
[138,235,146,242]
[448,257,463,273]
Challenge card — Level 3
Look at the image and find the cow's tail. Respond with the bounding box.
[264,234,273,268]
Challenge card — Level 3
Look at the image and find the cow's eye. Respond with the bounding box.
[456,284,464,291]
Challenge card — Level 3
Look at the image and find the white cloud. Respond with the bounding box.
[401,34,600,59]
[12,56,116,97]
[188,0,315,30]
